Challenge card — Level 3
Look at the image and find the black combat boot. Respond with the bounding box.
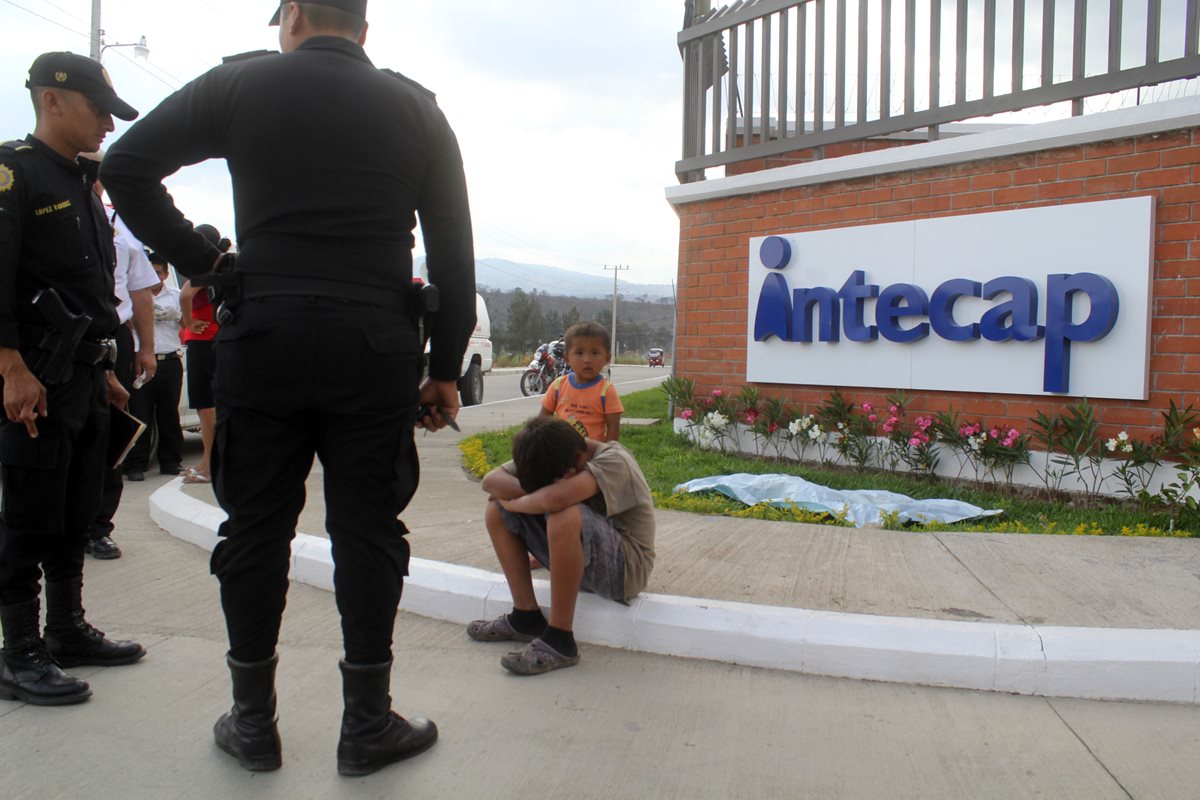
[213,653,283,771]
[0,598,92,706]
[336,660,437,777]
[43,578,146,667]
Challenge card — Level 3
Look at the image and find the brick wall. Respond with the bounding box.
[674,127,1200,441]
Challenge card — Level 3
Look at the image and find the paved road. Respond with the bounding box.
[477,362,670,405]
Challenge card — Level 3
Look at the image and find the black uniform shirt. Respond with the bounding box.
[102,36,476,381]
[0,135,119,349]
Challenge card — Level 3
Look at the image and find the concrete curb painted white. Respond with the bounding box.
[150,480,1200,704]
[665,95,1200,206]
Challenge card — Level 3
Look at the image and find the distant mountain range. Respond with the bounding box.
[416,257,675,300]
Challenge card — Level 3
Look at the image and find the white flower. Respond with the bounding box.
[1117,431,1129,441]
[808,426,822,440]
[1122,443,1133,454]
[704,411,728,431]
[788,419,803,436]
[1105,438,1118,452]
[837,422,846,431]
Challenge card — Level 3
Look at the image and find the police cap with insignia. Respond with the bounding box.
[25,52,139,122]
[269,0,368,25]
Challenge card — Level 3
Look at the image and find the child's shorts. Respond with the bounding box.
[498,504,626,603]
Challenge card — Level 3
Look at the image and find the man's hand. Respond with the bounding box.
[0,350,47,438]
[415,377,460,431]
[106,371,130,410]
[185,318,210,335]
[134,348,157,385]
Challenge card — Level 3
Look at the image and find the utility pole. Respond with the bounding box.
[90,0,102,60]
[604,264,629,370]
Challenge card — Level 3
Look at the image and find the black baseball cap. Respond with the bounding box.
[269,0,367,25]
[25,52,138,121]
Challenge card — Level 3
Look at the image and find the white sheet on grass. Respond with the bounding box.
[673,473,1003,528]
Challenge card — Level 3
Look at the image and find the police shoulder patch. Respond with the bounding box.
[222,49,278,64]
[0,164,13,194]
[381,69,437,102]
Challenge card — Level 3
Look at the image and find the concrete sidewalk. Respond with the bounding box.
[4,378,1200,798]
[158,382,1200,704]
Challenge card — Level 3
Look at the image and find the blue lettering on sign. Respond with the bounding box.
[753,236,1120,393]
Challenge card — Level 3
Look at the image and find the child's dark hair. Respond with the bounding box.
[512,416,587,493]
[564,321,610,353]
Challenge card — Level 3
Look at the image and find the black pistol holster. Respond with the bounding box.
[193,252,241,326]
[29,289,97,385]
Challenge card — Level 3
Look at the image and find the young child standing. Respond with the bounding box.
[469,416,656,675]
[540,322,623,442]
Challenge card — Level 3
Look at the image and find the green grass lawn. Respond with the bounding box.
[461,389,1197,537]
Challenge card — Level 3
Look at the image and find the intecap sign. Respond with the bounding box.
[746,197,1154,399]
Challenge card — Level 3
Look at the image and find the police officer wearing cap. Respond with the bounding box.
[102,1,475,776]
[0,52,147,708]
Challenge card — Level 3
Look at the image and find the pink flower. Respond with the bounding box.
[908,436,923,447]
[916,416,933,431]
[989,427,1000,439]
[888,404,898,414]
[868,414,877,423]
[681,409,693,421]
[861,402,873,413]
[1007,428,1019,439]
[882,417,898,433]
[768,422,778,434]
[745,409,759,424]
[712,389,723,398]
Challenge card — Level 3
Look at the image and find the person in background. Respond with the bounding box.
[177,224,228,485]
[81,152,158,560]
[124,250,184,480]
[539,322,623,443]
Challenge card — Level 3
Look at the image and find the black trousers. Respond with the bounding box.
[89,324,134,542]
[209,296,421,664]
[125,355,184,473]
[0,361,109,605]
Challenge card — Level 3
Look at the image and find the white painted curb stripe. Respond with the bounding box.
[150,481,1200,704]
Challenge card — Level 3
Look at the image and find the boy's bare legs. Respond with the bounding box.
[485,500,538,611]
[544,505,584,631]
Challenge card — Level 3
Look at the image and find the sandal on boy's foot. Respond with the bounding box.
[466,614,536,643]
[500,638,580,676]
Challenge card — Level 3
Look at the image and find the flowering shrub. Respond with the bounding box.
[662,380,1200,526]
[786,413,831,464]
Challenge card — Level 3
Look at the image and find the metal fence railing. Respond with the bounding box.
[678,0,1200,182]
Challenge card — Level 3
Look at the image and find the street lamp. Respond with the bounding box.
[99,33,150,62]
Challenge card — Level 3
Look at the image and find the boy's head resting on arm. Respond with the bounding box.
[513,416,588,493]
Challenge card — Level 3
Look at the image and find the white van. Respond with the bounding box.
[457,293,492,406]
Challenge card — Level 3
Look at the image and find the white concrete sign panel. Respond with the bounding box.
[746,196,1154,399]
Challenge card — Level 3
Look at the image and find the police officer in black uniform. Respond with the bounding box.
[0,53,148,707]
[102,1,475,776]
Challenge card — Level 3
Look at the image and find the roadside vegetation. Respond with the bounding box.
[460,388,1197,538]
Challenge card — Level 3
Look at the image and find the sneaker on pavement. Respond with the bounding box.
[86,536,122,560]
[467,614,538,643]
[500,638,580,676]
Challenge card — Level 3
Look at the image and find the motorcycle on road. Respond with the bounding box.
[519,340,565,396]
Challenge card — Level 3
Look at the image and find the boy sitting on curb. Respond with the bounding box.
[469,416,655,674]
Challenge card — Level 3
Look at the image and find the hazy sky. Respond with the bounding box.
[0,0,688,284]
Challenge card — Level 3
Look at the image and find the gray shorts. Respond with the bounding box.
[499,504,626,603]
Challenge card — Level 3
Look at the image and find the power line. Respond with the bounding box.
[3,0,91,43]
[107,46,178,90]
[37,0,87,24]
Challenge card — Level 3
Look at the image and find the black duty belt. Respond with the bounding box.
[156,351,182,361]
[239,274,411,310]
